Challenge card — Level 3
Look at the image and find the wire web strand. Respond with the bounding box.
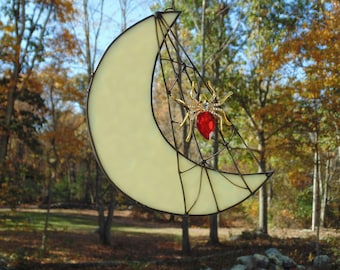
[153,13,270,214]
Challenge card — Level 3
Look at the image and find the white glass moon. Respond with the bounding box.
[87,11,272,215]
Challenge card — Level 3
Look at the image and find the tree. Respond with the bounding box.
[77,0,152,245]
[37,15,80,251]
[0,0,78,214]
[0,0,76,165]
[276,0,339,231]
[299,1,339,231]
[0,73,45,208]
[203,0,241,246]
[243,0,340,235]
[77,0,116,245]
[234,0,312,234]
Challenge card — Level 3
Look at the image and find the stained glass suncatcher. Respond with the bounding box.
[87,11,273,215]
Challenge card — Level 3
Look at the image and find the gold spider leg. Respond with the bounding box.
[207,81,217,100]
[207,81,233,105]
[214,91,233,127]
[185,115,194,142]
[207,81,233,128]
[190,81,209,104]
[212,108,232,127]
[218,91,233,104]
[185,109,203,142]
[170,96,192,134]
[221,110,232,126]
[178,110,194,142]
[170,95,191,124]
[179,111,190,127]
[171,96,189,109]
[172,101,199,141]
[190,81,197,99]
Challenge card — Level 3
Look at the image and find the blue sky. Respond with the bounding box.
[90,0,161,67]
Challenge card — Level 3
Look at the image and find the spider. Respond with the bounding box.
[172,81,233,142]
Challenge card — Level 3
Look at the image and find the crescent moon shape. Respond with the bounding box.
[87,11,272,215]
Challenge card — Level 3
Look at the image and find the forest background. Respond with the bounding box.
[0,0,339,258]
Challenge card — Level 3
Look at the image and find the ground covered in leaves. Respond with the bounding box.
[0,208,339,269]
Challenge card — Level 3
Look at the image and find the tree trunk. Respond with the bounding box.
[257,130,268,234]
[103,189,115,245]
[258,184,268,234]
[182,215,191,255]
[209,123,220,245]
[172,9,191,254]
[41,144,58,252]
[84,159,95,204]
[41,164,53,252]
[96,163,115,245]
[321,152,333,227]
[81,0,112,245]
[0,72,19,164]
[208,214,219,245]
[181,134,191,254]
[96,163,105,244]
[320,175,328,228]
[267,181,273,209]
[312,147,320,232]
[0,132,10,165]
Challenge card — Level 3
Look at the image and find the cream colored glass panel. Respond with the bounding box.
[87,12,271,215]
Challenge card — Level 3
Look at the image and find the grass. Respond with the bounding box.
[0,209,186,249]
[0,210,202,240]
[0,210,98,232]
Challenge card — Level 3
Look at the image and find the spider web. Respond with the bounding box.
[152,13,272,214]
